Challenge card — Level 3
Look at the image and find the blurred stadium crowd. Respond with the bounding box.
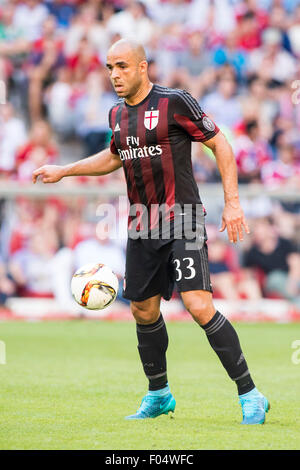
[0,0,299,312]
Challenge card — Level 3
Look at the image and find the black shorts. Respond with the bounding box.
[123,235,212,302]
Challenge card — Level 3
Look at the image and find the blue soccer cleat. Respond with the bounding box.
[125,385,176,420]
[239,387,270,425]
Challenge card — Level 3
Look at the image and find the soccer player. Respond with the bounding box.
[33,39,270,425]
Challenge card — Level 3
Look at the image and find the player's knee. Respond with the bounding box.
[130,302,160,325]
[183,294,215,325]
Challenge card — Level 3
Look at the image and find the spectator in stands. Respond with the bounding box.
[178,31,211,78]
[268,81,300,154]
[65,36,101,84]
[0,2,31,88]
[13,0,49,42]
[272,204,297,241]
[7,198,38,257]
[0,103,27,176]
[46,0,78,30]
[153,22,186,83]
[234,119,273,183]
[8,219,78,310]
[18,146,50,181]
[244,217,300,307]
[0,256,16,307]
[63,3,110,59]
[201,74,243,128]
[186,0,236,34]
[16,120,58,179]
[234,0,271,51]
[0,3,31,56]
[248,27,296,82]
[287,4,300,56]
[27,14,65,121]
[259,0,300,15]
[268,4,292,53]
[261,143,300,188]
[192,149,221,184]
[147,58,160,84]
[73,69,115,156]
[107,1,155,44]
[207,226,262,300]
[240,75,277,139]
[176,30,215,98]
[212,31,248,82]
[44,66,74,137]
[150,0,191,27]
[9,227,59,297]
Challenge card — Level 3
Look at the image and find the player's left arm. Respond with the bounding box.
[203,131,250,243]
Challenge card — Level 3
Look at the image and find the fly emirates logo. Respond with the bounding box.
[117,137,162,161]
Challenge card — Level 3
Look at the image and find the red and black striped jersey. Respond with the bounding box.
[109,84,219,232]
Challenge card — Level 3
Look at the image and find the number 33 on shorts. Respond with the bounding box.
[171,244,212,293]
[173,257,196,281]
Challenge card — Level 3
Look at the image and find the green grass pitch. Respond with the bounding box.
[0,320,299,450]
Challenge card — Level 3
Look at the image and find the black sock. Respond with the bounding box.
[136,313,168,391]
[201,311,255,395]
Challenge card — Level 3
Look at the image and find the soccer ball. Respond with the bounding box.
[71,263,119,310]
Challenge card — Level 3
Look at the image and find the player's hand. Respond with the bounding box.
[32,165,65,184]
[219,201,250,243]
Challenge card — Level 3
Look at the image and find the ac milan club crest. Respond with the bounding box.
[202,116,215,132]
[144,110,159,130]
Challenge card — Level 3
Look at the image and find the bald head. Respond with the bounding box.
[108,39,147,65]
[106,38,151,104]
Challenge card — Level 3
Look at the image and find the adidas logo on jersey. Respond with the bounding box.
[114,123,120,132]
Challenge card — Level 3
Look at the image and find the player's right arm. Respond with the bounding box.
[32,148,122,184]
